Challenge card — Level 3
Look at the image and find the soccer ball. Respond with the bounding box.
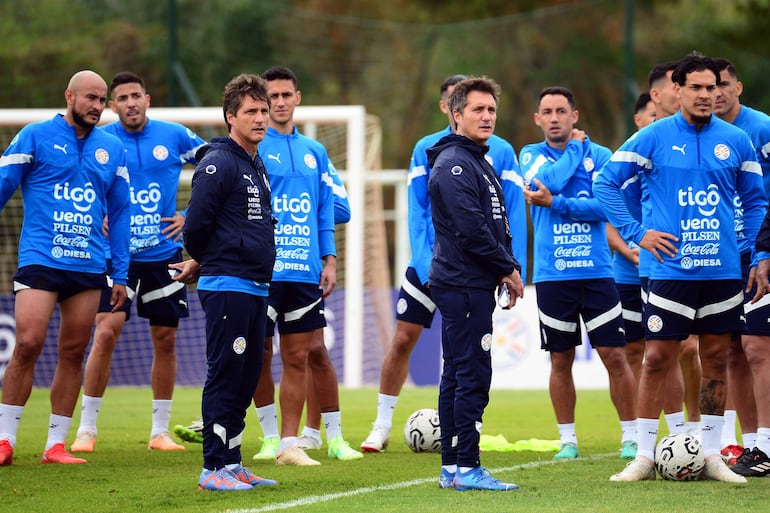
[403,408,441,453]
[654,433,705,481]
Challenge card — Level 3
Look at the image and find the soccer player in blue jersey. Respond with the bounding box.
[361,74,526,453]
[712,58,770,476]
[596,54,766,483]
[70,72,206,453]
[250,66,361,465]
[184,73,277,491]
[520,86,638,461]
[0,70,131,465]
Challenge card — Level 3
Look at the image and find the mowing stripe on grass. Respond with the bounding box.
[224,453,617,513]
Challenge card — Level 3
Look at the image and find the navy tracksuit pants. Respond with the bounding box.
[431,286,495,468]
[199,290,266,470]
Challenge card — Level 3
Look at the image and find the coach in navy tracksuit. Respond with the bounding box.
[183,74,277,491]
[427,77,524,491]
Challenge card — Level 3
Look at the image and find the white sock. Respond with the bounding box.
[636,418,659,461]
[685,421,701,439]
[620,419,637,444]
[279,436,299,452]
[256,403,279,439]
[700,414,723,458]
[664,411,685,435]
[45,414,72,451]
[322,410,342,440]
[374,393,398,430]
[743,432,757,449]
[557,423,577,445]
[301,426,321,442]
[151,399,172,438]
[78,395,103,435]
[720,409,738,447]
[0,404,24,447]
[756,427,770,455]
[443,464,457,473]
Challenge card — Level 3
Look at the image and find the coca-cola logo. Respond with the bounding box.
[679,242,720,256]
[276,248,310,261]
[52,234,89,248]
[554,245,592,258]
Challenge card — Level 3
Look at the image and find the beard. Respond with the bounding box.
[690,113,712,124]
[71,108,100,130]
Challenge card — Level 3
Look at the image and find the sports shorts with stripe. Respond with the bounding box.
[98,250,188,327]
[394,266,436,328]
[644,279,744,340]
[266,281,325,335]
[14,264,105,302]
[741,251,770,336]
[535,278,626,352]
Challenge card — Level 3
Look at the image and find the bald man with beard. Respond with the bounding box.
[0,70,131,466]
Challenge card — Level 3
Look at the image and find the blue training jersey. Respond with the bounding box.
[593,112,766,281]
[407,125,526,285]
[519,137,613,283]
[730,105,770,255]
[0,114,131,283]
[102,118,205,262]
[258,126,335,285]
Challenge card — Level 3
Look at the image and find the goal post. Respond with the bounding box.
[0,105,388,388]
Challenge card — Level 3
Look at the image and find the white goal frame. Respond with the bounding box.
[0,106,367,387]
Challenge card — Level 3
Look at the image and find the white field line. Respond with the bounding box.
[221,453,617,513]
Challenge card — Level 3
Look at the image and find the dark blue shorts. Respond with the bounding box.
[535,278,626,352]
[394,267,436,328]
[98,251,188,327]
[617,282,644,342]
[741,252,770,336]
[13,264,105,302]
[266,281,325,335]
[645,279,744,340]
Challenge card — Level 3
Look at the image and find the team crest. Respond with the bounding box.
[583,157,595,172]
[232,336,247,354]
[397,298,407,315]
[94,148,109,164]
[153,145,169,161]
[713,144,730,160]
[647,314,663,333]
[521,153,532,166]
[480,333,492,352]
[304,154,317,169]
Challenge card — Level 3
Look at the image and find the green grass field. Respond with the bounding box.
[0,386,764,513]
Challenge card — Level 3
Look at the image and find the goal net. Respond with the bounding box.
[0,106,393,388]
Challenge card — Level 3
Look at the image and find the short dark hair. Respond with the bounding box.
[647,61,679,89]
[671,53,719,86]
[109,71,145,95]
[447,76,501,114]
[712,57,737,79]
[634,91,653,115]
[221,73,269,131]
[440,74,467,97]
[261,66,298,88]
[538,86,576,110]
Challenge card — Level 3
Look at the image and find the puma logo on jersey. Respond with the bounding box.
[53,143,68,154]
[243,174,254,185]
[672,144,686,155]
[267,153,281,164]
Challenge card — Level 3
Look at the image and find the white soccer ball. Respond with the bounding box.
[654,433,705,481]
[403,408,441,453]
